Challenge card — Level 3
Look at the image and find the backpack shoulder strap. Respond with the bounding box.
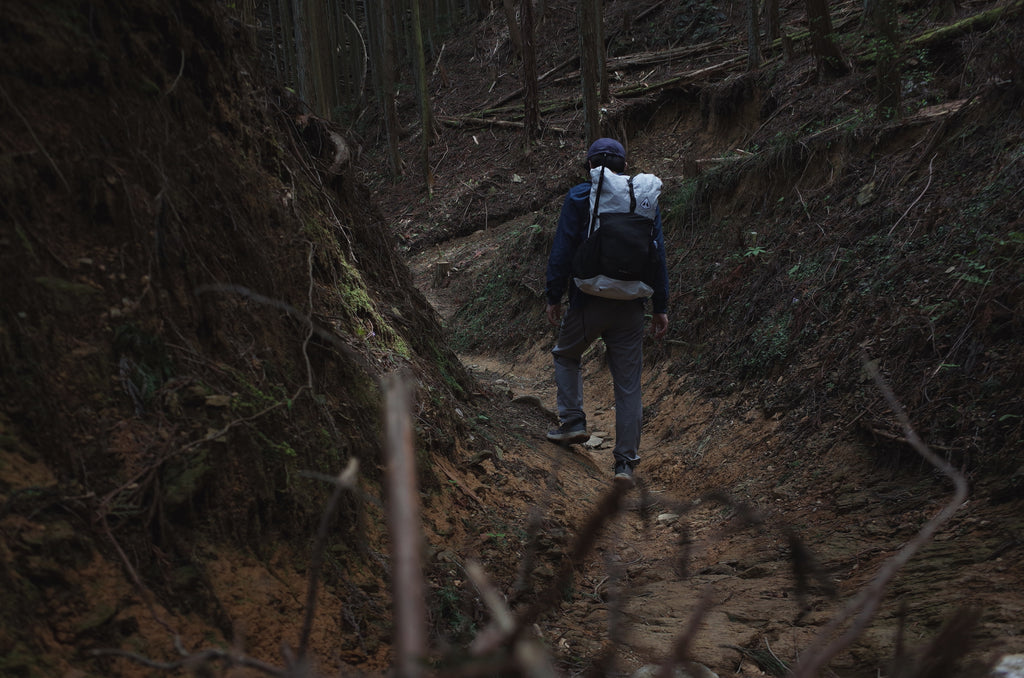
[627,176,637,213]
[588,167,606,237]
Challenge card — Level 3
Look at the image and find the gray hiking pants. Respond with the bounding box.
[552,297,644,467]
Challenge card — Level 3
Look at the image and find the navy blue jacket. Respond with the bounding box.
[545,182,669,314]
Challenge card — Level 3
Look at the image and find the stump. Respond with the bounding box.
[432,261,451,288]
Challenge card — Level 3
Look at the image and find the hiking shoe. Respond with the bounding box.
[613,461,635,486]
[546,424,589,445]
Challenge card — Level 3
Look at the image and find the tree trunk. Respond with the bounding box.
[869,0,901,119]
[805,0,849,78]
[290,0,309,100]
[305,0,335,118]
[521,0,540,141]
[747,0,761,69]
[579,1,602,143]
[370,0,403,178]
[502,0,523,57]
[765,0,778,58]
[767,0,781,44]
[410,0,435,193]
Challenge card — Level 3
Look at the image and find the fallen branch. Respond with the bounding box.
[888,154,935,235]
[90,647,286,676]
[907,0,1024,48]
[437,114,569,133]
[613,55,748,98]
[296,459,360,659]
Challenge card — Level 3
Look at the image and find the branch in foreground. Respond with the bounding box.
[384,370,427,678]
[788,357,969,678]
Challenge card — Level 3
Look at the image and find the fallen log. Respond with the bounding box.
[910,0,1024,46]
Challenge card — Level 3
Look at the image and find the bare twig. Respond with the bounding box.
[194,283,376,378]
[296,459,360,658]
[467,558,558,678]
[888,154,935,235]
[658,586,715,678]
[384,371,426,678]
[789,357,969,678]
[98,514,179,641]
[302,242,316,391]
[165,49,185,95]
[90,647,287,676]
[0,83,71,193]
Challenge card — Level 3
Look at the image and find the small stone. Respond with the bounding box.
[992,655,1024,678]
[204,394,232,408]
[631,662,718,678]
[657,513,680,525]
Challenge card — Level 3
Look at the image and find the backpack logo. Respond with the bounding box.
[640,197,651,211]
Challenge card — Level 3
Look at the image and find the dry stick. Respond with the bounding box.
[888,154,936,235]
[164,49,186,96]
[517,481,632,632]
[657,586,715,678]
[470,481,632,657]
[0,83,71,193]
[467,560,516,636]
[194,283,377,378]
[89,647,286,677]
[384,371,427,678]
[98,514,179,641]
[466,561,559,678]
[488,54,579,109]
[302,242,316,391]
[789,358,968,678]
[296,459,360,659]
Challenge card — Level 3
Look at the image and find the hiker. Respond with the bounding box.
[544,137,669,484]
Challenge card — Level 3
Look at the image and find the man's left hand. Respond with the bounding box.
[651,313,668,340]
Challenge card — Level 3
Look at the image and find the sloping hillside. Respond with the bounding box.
[0,1,482,674]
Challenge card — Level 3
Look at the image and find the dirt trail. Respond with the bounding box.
[412,227,1023,678]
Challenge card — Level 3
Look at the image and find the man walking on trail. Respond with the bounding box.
[544,137,669,484]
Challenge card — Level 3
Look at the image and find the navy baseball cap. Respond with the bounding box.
[587,137,625,159]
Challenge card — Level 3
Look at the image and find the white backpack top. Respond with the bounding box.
[588,167,662,229]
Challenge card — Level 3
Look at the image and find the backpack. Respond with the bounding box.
[572,166,662,300]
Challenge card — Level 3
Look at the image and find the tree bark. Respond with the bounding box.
[290,0,309,100]
[747,0,762,69]
[502,0,524,57]
[370,0,402,178]
[579,0,603,143]
[767,0,781,45]
[869,0,901,119]
[410,0,435,193]
[805,0,849,78]
[521,0,540,141]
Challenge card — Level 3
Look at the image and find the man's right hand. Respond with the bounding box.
[546,303,562,326]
